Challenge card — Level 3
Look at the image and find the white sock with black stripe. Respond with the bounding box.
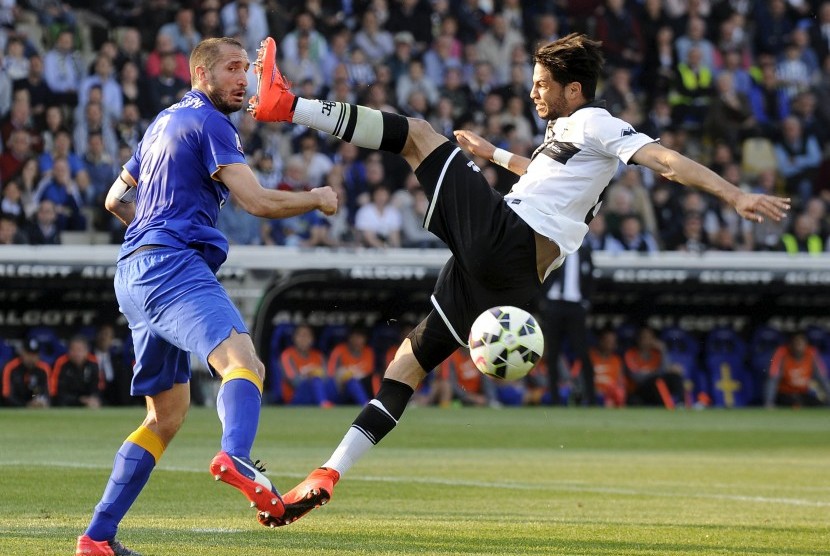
[291,98,408,153]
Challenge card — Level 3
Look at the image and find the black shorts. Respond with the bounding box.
[407,141,541,372]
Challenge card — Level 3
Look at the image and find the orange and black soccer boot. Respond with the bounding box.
[257,467,340,528]
[247,37,296,123]
[210,451,285,520]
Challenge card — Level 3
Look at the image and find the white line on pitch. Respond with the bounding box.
[0,460,826,508]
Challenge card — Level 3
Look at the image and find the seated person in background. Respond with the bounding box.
[495,356,551,407]
[765,332,830,408]
[623,326,683,407]
[327,327,375,405]
[589,328,626,407]
[2,338,51,408]
[93,323,135,406]
[441,347,499,407]
[50,335,102,408]
[280,325,332,407]
[388,323,447,407]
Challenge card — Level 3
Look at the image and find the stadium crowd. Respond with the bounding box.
[2,1,830,410]
[1,0,830,252]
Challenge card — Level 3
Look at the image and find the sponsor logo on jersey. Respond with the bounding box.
[620,127,637,137]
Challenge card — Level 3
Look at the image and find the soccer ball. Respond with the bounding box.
[468,306,544,381]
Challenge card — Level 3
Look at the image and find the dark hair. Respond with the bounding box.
[533,33,604,100]
[189,37,245,85]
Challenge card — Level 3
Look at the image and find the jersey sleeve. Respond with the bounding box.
[202,113,248,177]
[586,112,657,165]
[123,147,141,183]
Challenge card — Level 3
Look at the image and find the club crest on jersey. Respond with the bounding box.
[235,134,244,154]
[620,127,637,137]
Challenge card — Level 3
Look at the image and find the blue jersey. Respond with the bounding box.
[120,90,247,272]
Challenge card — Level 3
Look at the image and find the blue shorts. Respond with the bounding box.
[115,247,248,397]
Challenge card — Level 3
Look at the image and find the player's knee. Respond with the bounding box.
[144,402,189,444]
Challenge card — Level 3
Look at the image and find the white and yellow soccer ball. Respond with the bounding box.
[468,306,544,381]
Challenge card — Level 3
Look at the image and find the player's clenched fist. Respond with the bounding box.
[312,186,338,215]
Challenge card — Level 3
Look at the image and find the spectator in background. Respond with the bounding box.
[145,32,190,84]
[607,214,660,253]
[624,326,684,407]
[43,29,83,108]
[34,157,85,231]
[321,29,351,88]
[3,37,30,82]
[282,32,325,96]
[252,151,281,189]
[11,54,51,119]
[26,198,61,244]
[674,16,716,70]
[0,213,27,244]
[753,0,794,57]
[779,213,823,254]
[344,47,376,89]
[0,179,27,228]
[93,323,134,406]
[0,128,31,181]
[703,71,754,147]
[39,105,67,155]
[588,328,626,407]
[327,327,375,406]
[38,129,83,177]
[355,184,402,248]
[80,55,124,123]
[594,0,645,71]
[398,185,444,248]
[386,0,433,50]
[776,42,812,102]
[773,116,822,203]
[475,13,524,85]
[113,27,145,73]
[748,54,790,135]
[353,9,394,65]
[295,132,334,189]
[115,102,144,154]
[218,194,262,245]
[50,335,102,408]
[147,52,189,116]
[280,325,332,407]
[441,346,498,407]
[1,96,41,153]
[664,211,710,252]
[281,10,328,67]
[423,34,462,87]
[765,331,830,408]
[159,7,202,54]
[669,45,714,131]
[73,101,118,160]
[2,338,51,408]
[439,66,473,121]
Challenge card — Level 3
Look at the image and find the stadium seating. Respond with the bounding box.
[748,325,785,404]
[26,326,67,365]
[704,327,750,408]
[660,326,705,406]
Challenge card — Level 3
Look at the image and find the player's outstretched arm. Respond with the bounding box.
[104,170,137,226]
[631,143,790,223]
[453,130,530,176]
[217,163,338,218]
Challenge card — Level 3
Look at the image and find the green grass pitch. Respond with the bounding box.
[0,406,828,555]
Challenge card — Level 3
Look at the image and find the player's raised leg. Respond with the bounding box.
[248,37,446,172]
[208,330,284,519]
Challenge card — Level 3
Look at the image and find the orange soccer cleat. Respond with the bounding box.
[257,467,340,528]
[75,535,142,556]
[247,37,296,122]
[210,451,285,518]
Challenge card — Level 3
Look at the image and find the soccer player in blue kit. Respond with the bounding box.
[74,37,337,556]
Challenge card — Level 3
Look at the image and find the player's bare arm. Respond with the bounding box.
[453,130,530,176]
[216,163,338,218]
[631,142,791,223]
[104,169,137,226]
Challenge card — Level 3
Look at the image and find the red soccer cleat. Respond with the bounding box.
[210,451,285,518]
[247,37,296,122]
[257,467,340,528]
[75,535,141,556]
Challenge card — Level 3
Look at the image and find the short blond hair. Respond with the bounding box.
[189,37,245,86]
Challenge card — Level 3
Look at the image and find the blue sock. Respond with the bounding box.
[217,369,262,459]
[86,427,164,542]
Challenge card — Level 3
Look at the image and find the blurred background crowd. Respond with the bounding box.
[3,0,830,253]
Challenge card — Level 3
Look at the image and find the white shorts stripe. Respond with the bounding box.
[430,294,468,347]
[423,147,461,230]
